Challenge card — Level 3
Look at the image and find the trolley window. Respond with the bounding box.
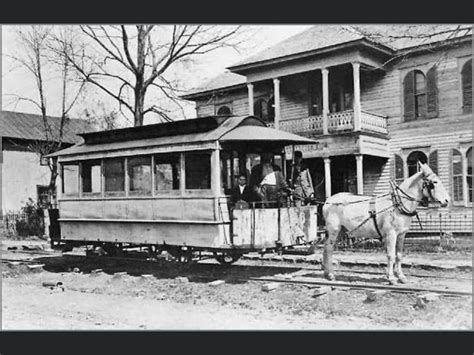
[154,154,180,192]
[104,158,125,195]
[128,156,152,195]
[81,160,101,195]
[62,163,79,197]
[185,152,211,190]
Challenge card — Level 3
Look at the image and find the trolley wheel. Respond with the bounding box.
[213,252,241,265]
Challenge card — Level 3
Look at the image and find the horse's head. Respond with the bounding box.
[418,162,450,207]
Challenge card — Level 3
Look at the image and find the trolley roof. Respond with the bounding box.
[49,115,316,160]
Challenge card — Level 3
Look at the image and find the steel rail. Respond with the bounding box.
[246,276,473,297]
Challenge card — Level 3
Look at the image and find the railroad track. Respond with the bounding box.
[2,252,472,298]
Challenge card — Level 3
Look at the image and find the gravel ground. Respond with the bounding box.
[1,239,472,330]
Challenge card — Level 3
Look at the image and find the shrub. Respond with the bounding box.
[16,198,45,237]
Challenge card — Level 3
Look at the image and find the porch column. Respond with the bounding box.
[273,78,281,129]
[247,83,254,116]
[322,68,329,135]
[462,150,468,206]
[352,62,361,131]
[355,154,364,195]
[324,157,332,198]
[212,145,221,195]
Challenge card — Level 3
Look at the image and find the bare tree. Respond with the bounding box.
[59,25,243,126]
[4,25,88,207]
[347,24,472,68]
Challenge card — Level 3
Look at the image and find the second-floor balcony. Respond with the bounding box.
[269,110,388,136]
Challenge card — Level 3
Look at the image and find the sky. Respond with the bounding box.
[1,25,312,125]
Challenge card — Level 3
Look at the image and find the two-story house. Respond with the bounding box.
[182,25,472,235]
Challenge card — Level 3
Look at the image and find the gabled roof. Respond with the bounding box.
[50,115,315,159]
[181,71,246,99]
[230,24,471,70]
[1,110,94,144]
[183,24,472,99]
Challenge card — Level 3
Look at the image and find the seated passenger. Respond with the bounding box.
[249,152,290,208]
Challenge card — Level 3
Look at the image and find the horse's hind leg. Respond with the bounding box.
[322,214,340,281]
[394,233,408,283]
[385,230,398,285]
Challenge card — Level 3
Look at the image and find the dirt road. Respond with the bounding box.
[1,240,472,330]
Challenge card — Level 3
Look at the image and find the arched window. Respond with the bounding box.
[407,151,427,177]
[217,105,232,116]
[267,96,275,122]
[462,59,472,114]
[451,149,463,202]
[394,154,404,185]
[467,147,472,203]
[404,67,438,121]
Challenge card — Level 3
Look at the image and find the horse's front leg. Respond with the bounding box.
[385,230,398,285]
[394,233,408,283]
[322,218,339,281]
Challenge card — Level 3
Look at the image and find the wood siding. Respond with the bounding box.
[190,43,472,223]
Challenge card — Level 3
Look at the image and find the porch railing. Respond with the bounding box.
[328,110,354,132]
[360,110,388,134]
[277,110,387,135]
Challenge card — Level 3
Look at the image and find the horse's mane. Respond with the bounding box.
[400,171,424,190]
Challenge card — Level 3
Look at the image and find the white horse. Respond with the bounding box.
[322,162,450,285]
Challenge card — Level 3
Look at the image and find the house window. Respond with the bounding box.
[403,67,438,121]
[37,185,51,208]
[40,155,49,166]
[461,59,472,114]
[467,148,472,203]
[185,152,211,189]
[267,96,275,122]
[407,151,427,177]
[254,98,268,121]
[394,154,404,185]
[104,158,125,194]
[128,156,152,195]
[414,71,427,118]
[451,149,463,203]
[154,154,180,192]
[216,105,232,116]
[81,160,101,194]
[62,164,79,196]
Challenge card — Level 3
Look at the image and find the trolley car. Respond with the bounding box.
[49,115,319,263]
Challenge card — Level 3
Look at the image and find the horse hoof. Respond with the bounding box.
[388,278,398,285]
[324,273,335,281]
[398,276,408,284]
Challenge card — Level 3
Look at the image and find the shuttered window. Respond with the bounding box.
[462,59,472,114]
[394,154,404,185]
[403,71,416,121]
[467,148,472,203]
[404,68,438,120]
[407,151,427,177]
[426,66,438,118]
[428,150,438,175]
[452,149,463,202]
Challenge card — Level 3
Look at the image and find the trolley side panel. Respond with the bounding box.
[232,206,318,249]
[59,220,228,248]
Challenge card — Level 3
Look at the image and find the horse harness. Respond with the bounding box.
[341,180,431,240]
